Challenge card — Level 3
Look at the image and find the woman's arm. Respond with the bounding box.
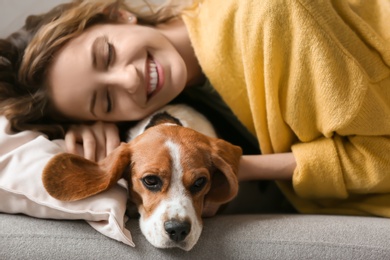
[238,153,296,182]
[202,153,296,217]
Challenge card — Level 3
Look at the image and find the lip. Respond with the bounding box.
[146,54,164,101]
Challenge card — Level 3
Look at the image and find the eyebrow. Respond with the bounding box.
[91,36,106,69]
[90,90,97,117]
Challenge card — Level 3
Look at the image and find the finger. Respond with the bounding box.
[64,130,81,155]
[91,123,108,162]
[81,129,98,162]
[104,124,120,155]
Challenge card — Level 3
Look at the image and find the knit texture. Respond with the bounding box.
[183,0,390,216]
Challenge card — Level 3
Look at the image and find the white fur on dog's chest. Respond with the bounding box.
[127,104,217,141]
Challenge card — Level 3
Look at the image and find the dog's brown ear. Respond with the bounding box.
[206,139,242,204]
[42,143,131,201]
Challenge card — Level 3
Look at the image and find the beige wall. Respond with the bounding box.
[0,0,68,37]
[0,0,166,37]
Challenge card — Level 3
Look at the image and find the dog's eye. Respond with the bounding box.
[190,177,207,194]
[142,175,162,192]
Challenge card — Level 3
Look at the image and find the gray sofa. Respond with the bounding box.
[2,181,390,260]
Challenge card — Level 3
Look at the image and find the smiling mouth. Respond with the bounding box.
[147,55,160,99]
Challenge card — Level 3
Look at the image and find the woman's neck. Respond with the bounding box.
[156,18,204,87]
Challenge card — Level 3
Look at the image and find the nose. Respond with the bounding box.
[108,65,140,93]
[164,220,191,242]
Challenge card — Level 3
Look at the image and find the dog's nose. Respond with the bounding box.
[164,220,191,242]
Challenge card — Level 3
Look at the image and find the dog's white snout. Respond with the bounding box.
[164,219,191,242]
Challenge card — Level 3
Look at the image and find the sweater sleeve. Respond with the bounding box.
[292,135,390,199]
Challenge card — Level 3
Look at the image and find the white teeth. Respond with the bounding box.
[148,59,158,94]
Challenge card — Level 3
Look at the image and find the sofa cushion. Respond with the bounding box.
[1,213,389,259]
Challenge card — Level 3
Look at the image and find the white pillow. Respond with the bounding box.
[0,116,133,246]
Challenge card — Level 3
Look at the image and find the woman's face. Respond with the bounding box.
[48,21,187,122]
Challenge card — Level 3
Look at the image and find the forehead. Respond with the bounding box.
[49,47,83,90]
[49,23,131,80]
[131,125,213,167]
[47,26,97,114]
[49,23,109,79]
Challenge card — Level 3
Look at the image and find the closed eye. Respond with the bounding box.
[106,41,114,68]
[106,89,112,113]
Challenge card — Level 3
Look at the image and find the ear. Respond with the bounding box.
[144,111,182,130]
[104,5,138,24]
[117,9,138,24]
[206,139,242,204]
[42,143,131,201]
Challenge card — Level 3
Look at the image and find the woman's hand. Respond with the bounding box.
[65,121,120,162]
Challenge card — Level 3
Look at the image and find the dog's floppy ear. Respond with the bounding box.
[206,139,242,204]
[42,143,131,201]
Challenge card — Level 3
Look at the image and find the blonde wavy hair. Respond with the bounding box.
[0,0,194,139]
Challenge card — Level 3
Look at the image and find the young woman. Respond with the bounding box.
[1,0,390,217]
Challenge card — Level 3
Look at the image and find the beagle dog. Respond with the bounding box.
[42,104,242,251]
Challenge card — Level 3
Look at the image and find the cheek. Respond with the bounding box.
[168,56,187,89]
[130,181,168,218]
[114,94,146,121]
[190,183,212,221]
[192,196,206,220]
[163,56,187,103]
[142,194,168,218]
[152,41,187,98]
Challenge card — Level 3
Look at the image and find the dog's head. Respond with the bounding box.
[42,123,242,250]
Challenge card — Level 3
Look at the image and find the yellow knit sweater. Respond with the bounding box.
[183,0,390,217]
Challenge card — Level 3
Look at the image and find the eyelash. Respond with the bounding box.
[106,42,114,68]
[106,89,112,113]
